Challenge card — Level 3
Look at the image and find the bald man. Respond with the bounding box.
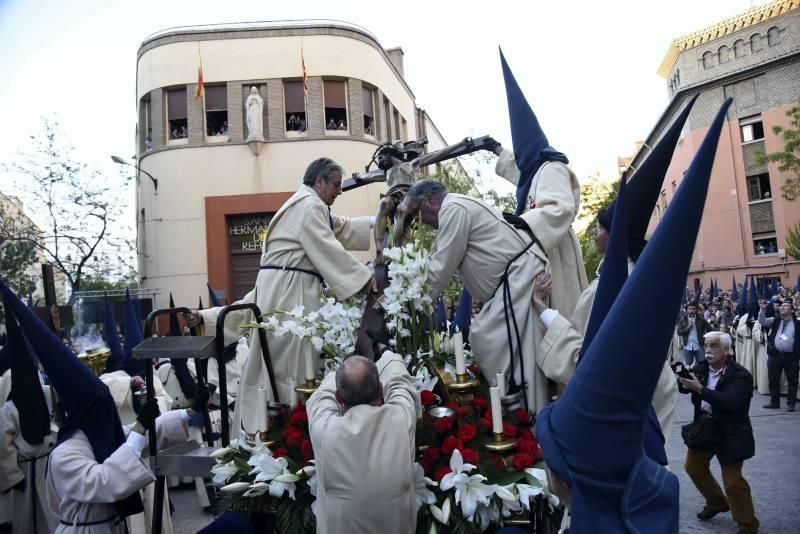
[306,352,420,534]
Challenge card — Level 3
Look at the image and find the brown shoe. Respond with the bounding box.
[697,505,729,520]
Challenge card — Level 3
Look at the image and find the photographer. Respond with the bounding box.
[677,332,759,534]
[677,303,712,365]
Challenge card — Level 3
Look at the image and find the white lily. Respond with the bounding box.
[220,481,250,493]
[517,483,544,511]
[429,497,451,525]
[471,501,499,529]
[439,449,476,491]
[454,474,495,518]
[269,471,300,499]
[413,463,437,511]
[249,454,288,482]
[296,464,316,478]
[242,482,269,497]
[210,461,239,484]
[497,483,523,517]
[210,446,234,459]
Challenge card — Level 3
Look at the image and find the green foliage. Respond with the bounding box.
[79,272,138,292]
[576,175,617,281]
[755,99,800,201]
[785,223,800,261]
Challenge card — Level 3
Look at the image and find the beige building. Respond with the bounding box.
[135,20,459,307]
[626,0,800,291]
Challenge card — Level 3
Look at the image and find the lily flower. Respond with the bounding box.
[269,472,300,499]
[439,449,476,491]
[220,481,250,493]
[242,482,269,497]
[413,463,437,511]
[454,473,495,518]
[249,453,288,482]
[429,497,451,525]
[210,461,239,484]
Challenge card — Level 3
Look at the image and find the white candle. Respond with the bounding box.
[287,378,298,408]
[453,331,465,375]
[304,351,316,381]
[490,386,503,434]
[496,373,506,398]
[255,387,268,432]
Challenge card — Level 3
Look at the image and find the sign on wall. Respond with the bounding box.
[228,214,274,254]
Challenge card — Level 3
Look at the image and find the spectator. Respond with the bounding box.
[337,119,347,130]
[179,126,188,139]
[678,303,712,365]
[298,119,306,132]
[758,300,799,411]
[221,121,228,136]
[757,243,766,255]
[678,332,759,534]
[766,242,777,254]
[327,118,336,130]
[288,114,298,131]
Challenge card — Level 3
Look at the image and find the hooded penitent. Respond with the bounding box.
[207,283,223,307]
[747,276,759,320]
[4,292,50,445]
[169,294,196,400]
[598,95,699,262]
[731,276,738,302]
[0,281,144,517]
[535,98,732,532]
[122,288,146,378]
[103,295,125,373]
[499,48,569,217]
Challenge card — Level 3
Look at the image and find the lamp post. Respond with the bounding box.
[111,155,158,191]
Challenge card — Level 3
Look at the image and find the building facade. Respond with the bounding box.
[135,21,457,307]
[627,0,800,291]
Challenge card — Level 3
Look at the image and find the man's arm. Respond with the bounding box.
[0,404,24,491]
[757,307,774,328]
[495,147,521,186]
[426,203,469,298]
[306,373,340,446]
[676,318,690,336]
[376,351,420,430]
[194,289,256,346]
[330,213,372,251]
[698,371,752,412]
[518,162,579,252]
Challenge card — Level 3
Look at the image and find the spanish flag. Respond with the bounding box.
[301,47,308,97]
[195,56,204,100]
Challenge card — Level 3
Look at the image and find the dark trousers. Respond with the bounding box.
[767,352,799,406]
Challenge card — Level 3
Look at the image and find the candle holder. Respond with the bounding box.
[483,431,518,452]
[295,379,319,397]
[447,373,479,406]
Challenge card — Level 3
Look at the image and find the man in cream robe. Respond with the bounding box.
[402,180,550,413]
[495,146,587,319]
[100,370,172,426]
[306,350,419,534]
[188,158,373,437]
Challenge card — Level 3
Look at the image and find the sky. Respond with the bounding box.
[0,0,764,205]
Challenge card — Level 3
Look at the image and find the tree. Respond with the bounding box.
[0,118,135,304]
[575,174,617,281]
[756,99,800,201]
[785,223,800,261]
[0,197,39,297]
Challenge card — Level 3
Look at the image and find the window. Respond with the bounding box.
[750,33,762,53]
[740,116,764,142]
[767,26,781,46]
[734,39,747,58]
[718,45,730,64]
[753,235,778,255]
[284,81,306,133]
[393,109,401,141]
[323,80,348,132]
[362,87,376,136]
[702,51,714,69]
[140,95,152,151]
[205,85,228,140]
[746,174,772,201]
[167,88,188,142]
[383,97,391,141]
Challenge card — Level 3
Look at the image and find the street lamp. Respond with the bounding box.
[111,155,158,191]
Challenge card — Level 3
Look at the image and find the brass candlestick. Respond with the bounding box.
[483,431,518,452]
[447,372,479,405]
[295,379,319,397]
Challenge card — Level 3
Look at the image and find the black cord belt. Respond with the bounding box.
[260,264,323,282]
[61,513,121,526]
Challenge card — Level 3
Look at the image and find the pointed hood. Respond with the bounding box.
[535,98,732,532]
[450,288,472,337]
[27,294,33,308]
[198,296,204,311]
[736,276,748,316]
[499,48,569,216]
[731,276,738,302]
[681,287,688,308]
[0,280,144,516]
[435,298,446,333]
[693,284,702,307]
[122,289,145,378]
[712,279,719,299]
[4,292,50,444]
[103,295,124,373]
[207,283,223,307]
[604,94,699,261]
[747,277,759,318]
[771,279,779,298]
[169,294,196,400]
[796,274,800,293]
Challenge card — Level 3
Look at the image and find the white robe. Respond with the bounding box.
[425,194,550,413]
[307,351,420,534]
[496,149,588,320]
[199,185,371,437]
[99,370,172,426]
[735,315,755,378]
[45,410,190,534]
[753,321,769,393]
[0,400,60,533]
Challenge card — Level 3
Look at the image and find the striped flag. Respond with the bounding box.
[195,53,204,100]
[301,47,308,97]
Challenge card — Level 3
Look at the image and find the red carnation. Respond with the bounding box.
[461,447,480,465]
[301,439,314,461]
[517,438,537,454]
[441,436,463,455]
[518,427,535,442]
[423,446,441,463]
[444,400,459,410]
[479,417,491,430]
[503,422,518,438]
[455,406,471,420]
[435,416,454,433]
[513,452,534,471]
[512,408,530,424]
[421,390,437,406]
[284,427,304,447]
[457,423,478,443]
[467,364,481,375]
[434,465,452,481]
[273,447,288,458]
[472,395,489,411]
[289,408,308,427]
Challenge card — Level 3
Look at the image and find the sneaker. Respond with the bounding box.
[697,505,729,520]
[787,405,796,412]
[763,403,780,409]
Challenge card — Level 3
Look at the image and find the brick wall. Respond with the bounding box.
[347,78,364,137]
[227,82,243,142]
[150,89,164,148]
[267,79,285,140]
[187,84,204,144]
[306,76,324,136]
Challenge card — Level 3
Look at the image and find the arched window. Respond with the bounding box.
[750,33,763,52]
[718,45,730,64]
[702,51,715,69]
[734,39,747,58]
[767,26,781,46]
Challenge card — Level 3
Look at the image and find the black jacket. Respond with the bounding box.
[766,316,800,358]
[679,360,755,464]
[676,314,712,347]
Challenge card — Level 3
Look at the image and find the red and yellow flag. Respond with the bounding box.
[195,56,204,100]
[301,47,308,97]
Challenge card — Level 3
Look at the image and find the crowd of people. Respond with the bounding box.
[286,114,307,132]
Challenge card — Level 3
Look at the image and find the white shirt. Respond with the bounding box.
[701,366,725,414]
